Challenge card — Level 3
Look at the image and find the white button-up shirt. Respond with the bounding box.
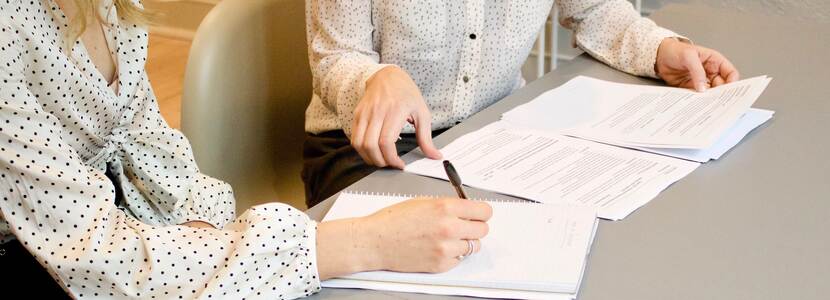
[305,0,682,135]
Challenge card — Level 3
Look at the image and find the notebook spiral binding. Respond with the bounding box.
[340,190,532,204]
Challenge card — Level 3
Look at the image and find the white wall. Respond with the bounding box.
[522,0,829,81]
[661,0,830,23]
[145,0,827,74]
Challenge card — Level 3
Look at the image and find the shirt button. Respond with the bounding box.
[462,76,470,83]
[469,33,477,40]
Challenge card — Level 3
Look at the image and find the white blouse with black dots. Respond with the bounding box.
[305,0,684,135]
[0,1,320,298]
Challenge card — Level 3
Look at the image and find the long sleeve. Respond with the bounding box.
[556,0,684,78]
[0,25,321,299]
[305,0,393,135]
[108,76,238,229]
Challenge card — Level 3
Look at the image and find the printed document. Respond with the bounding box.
[405,121,700,220]
[502,76,772,150]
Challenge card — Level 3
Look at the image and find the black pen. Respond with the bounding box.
[442,160,468,199]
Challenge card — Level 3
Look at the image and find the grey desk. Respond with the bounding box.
[306,3,830,299]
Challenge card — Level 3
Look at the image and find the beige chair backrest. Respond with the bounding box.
[181,0,311,211]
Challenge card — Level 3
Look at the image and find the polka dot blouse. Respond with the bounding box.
[305,0,683,135]
[0,0,320,298]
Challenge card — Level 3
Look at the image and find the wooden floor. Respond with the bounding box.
[146,35,190,129]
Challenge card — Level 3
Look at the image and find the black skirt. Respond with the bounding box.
[301,128,448,208]
[0,239,71,298]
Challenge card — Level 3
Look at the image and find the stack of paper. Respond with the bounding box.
[405,121,699,220]
[322,192,599,299]
[359,76,774,298]
[406,76,772,220]
[502,76,774,162]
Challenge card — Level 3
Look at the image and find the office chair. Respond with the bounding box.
[181,0,311,211]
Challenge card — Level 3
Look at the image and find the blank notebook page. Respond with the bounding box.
[322,192,598,294]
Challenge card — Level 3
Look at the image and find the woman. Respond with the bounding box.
[0,0,492,298]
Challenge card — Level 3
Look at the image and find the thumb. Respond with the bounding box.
[413,106,442,159]
[683,48,709,92]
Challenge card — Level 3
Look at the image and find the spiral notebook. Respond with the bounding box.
[321,191,599,299]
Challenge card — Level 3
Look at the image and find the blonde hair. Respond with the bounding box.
[66,0,151,45]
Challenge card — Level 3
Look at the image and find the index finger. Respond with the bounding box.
[682,48,709,92]
[413,105,442,159]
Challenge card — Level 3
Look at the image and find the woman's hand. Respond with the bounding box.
[350,66,442,169]
[361,197,492,273]
[655,38,740,92]
[316,197,493,279]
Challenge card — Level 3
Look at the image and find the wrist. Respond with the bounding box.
[655,37,692,77]
[316,217,384,279]
[350,216,386,271]
[366,65,400,88]
[655,37,679,75]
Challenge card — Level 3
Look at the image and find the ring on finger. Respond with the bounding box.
[456,239,476,261]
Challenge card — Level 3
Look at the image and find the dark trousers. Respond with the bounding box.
[301,129,447,208]
[0,239,71,298]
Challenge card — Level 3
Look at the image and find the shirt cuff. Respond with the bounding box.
[171,174,237,229]
[304,220,323,295]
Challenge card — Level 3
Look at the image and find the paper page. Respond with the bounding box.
[405,121,700,220]
[502,75,771,149]
[322,279,575,300]
[627,108,774,162]
[322,192,598,294]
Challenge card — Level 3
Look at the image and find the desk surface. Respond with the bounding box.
[306,3,830,300]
